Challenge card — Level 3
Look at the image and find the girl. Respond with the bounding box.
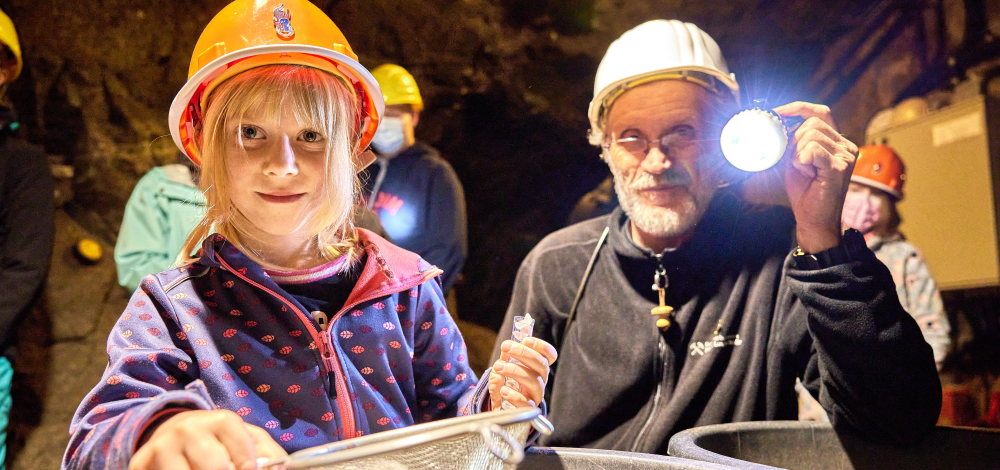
[841,144,949,368]
[62,1,555,469]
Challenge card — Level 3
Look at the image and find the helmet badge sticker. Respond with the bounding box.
[273,4,294,39]
[872,163,882,174]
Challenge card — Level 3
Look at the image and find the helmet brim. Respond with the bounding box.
[851,175,903,200]
[587,66,739,146]
[168,43,385,171]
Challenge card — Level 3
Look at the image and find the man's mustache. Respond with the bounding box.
[629,168,692,190]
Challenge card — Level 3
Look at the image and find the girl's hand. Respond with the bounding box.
[129,409,287,470]
[488,337,558,410]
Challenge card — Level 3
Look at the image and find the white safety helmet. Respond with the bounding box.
[588,20,740,146]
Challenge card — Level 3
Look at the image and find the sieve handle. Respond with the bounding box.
[531,414,554,435]
[479,423,524,465]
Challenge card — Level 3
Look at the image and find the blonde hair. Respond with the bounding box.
[179,65,363,266]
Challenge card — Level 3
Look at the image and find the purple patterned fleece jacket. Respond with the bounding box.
[62,229,487,469]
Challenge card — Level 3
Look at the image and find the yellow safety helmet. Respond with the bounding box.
[0,8,22,81]
[371,64,423,112]
[168,0,383,169]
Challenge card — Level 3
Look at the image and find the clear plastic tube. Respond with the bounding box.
[501,314,534,410]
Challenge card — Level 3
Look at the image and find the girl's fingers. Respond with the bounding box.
[245,424,288,465]
[129,447,192,470]
[500,346,548,383]
[523,337,558,364]
[208,413,259,470]
[488,366,506,410]
[182,437,236,470]
[492,360,545,406]
[497,384,537,409]
[141,454,193,470]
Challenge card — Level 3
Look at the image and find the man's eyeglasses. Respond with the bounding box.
[603,128,696,157]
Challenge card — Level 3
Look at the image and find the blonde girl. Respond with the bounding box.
[62,2,554,469]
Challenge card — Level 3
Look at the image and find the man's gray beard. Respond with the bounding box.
[609,163,712,239]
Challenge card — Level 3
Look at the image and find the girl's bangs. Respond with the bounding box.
[218,66,355,138]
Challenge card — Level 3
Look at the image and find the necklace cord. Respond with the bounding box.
[559,225,611,351]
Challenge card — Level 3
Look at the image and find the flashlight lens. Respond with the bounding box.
[720,110,788,172]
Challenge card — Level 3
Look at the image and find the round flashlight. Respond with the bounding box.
[720,108,788,172]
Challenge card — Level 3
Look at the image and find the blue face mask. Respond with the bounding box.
[371,117,406,155]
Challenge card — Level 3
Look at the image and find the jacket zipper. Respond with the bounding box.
[631,335,667,452]
[215,256,356,438]
[214,244,442,439]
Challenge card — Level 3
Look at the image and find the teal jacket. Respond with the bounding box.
[114,165,205,291]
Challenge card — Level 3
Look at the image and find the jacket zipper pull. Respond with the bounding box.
[317,325,339,399]
[311,311,329,331]
[651,255,673,331]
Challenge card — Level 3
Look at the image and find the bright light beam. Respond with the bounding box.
[720,109,788,172]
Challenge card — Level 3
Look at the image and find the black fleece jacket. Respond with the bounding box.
[0,109,53,361]
[492,192,941,453]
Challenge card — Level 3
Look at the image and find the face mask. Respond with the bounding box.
[841,191,882,233]
[371,117,406,155]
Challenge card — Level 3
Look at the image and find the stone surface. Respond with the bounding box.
[8,212,131,469]
[45,210,119,342]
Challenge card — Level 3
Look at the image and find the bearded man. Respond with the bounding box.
[489,20,940,453]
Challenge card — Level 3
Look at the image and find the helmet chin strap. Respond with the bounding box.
[354,148,377,173]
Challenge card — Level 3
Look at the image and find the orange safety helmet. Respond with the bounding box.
[168,0,383,169]
[852,144,905,200]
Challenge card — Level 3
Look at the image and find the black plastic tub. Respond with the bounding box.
[666,421,1000,470]
[521,447,741,469]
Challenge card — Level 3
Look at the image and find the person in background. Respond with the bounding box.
[365,64,467,293]
[566,175,617,226]
[114,154,205,292]
[797,144,951,423]
[842,144,950,367]
[0,8,54,468]
[493,19,940,453]
[63,2,552,469]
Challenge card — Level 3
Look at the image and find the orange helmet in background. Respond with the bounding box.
[852,144,905,200]
[168,0,383,169]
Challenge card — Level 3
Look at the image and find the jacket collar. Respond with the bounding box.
[865,231,904,251]
[194,228,441,306]
[609,191,742,263]
[607,191,744,295]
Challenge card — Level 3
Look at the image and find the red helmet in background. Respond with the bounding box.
[852,144,905,200]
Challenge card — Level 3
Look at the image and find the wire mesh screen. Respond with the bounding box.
[265,408,549,470]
